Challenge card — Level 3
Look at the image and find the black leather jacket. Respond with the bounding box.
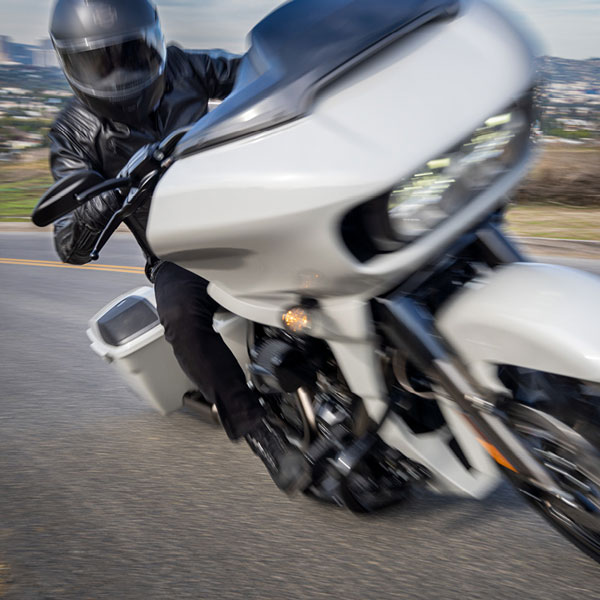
[50,45,240,269]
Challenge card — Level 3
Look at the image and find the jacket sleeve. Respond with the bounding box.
[49,114,122,265]
[185,50,241,100]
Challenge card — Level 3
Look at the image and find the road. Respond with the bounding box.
[1,232,599,599]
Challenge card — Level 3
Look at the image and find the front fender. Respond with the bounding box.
[437,262,600,386]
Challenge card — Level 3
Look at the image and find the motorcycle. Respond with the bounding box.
[33,0,600,563]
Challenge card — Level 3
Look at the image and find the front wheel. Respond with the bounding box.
[500,367,600,563]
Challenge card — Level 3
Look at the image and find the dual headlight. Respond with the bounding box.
[385,105,531,243]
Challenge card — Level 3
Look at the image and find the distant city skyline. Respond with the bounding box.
[0,0,598,59]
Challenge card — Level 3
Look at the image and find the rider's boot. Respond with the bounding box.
[245,419,310,494]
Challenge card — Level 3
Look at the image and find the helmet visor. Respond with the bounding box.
[56,26,166,98]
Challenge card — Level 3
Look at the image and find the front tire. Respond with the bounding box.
[500,367,600,563]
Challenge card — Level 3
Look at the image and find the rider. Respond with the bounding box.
[47,0,308,493]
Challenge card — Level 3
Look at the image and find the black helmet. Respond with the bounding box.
[50,0,166,124]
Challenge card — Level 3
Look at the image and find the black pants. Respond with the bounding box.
[154,262,265,439]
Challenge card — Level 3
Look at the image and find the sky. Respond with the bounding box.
[0,0,598,59]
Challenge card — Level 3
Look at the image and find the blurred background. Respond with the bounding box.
[0,0,598,241]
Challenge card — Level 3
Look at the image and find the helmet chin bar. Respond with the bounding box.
[75,72,166,126]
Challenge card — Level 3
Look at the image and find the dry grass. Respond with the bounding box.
[515,144,600,207]
[507,144,600,240]
[0,148,50,184]
[506,205,600,241]
[0,149,53,218]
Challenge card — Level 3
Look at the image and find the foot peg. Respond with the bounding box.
[183,391,221,426]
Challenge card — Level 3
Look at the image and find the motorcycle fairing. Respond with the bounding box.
[378,404,500,498]
[150,0,535,315]
[175,0,459,156]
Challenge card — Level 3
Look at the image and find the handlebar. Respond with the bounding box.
[84,126,192,261]
[89,171,162,261]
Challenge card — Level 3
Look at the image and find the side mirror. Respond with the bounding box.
[31,170,105,227]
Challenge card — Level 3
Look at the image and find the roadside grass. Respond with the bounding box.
[514,144,600,207]
[0,175,54,219]
[0,150,53,219]
[0,150,49,184]
[506,205,600,241]
[507,144,599,241]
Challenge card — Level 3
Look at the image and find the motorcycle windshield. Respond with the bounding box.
[176,0,459,157]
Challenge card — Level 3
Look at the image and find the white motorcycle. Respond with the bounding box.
[33,0,600,563]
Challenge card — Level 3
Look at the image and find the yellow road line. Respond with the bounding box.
[2,257,143,270]
[0,257,145,275]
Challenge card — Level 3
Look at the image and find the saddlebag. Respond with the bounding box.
[86,286,194,415]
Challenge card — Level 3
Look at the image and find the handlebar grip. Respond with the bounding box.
[76,176,132,204]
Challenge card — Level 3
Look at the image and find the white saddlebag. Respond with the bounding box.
[86,286,194,415]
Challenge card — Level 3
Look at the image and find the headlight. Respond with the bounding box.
[387,107,530,241]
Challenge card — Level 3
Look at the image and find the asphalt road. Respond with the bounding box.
[1,232,599,599]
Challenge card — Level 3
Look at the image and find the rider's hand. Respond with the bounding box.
[79,190,124,233]
[53,189,123,265]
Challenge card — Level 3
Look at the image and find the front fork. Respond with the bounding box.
[372,294,559,493]
[370,223,576,502]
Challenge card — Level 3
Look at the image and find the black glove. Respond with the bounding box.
[53,190,123,265]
